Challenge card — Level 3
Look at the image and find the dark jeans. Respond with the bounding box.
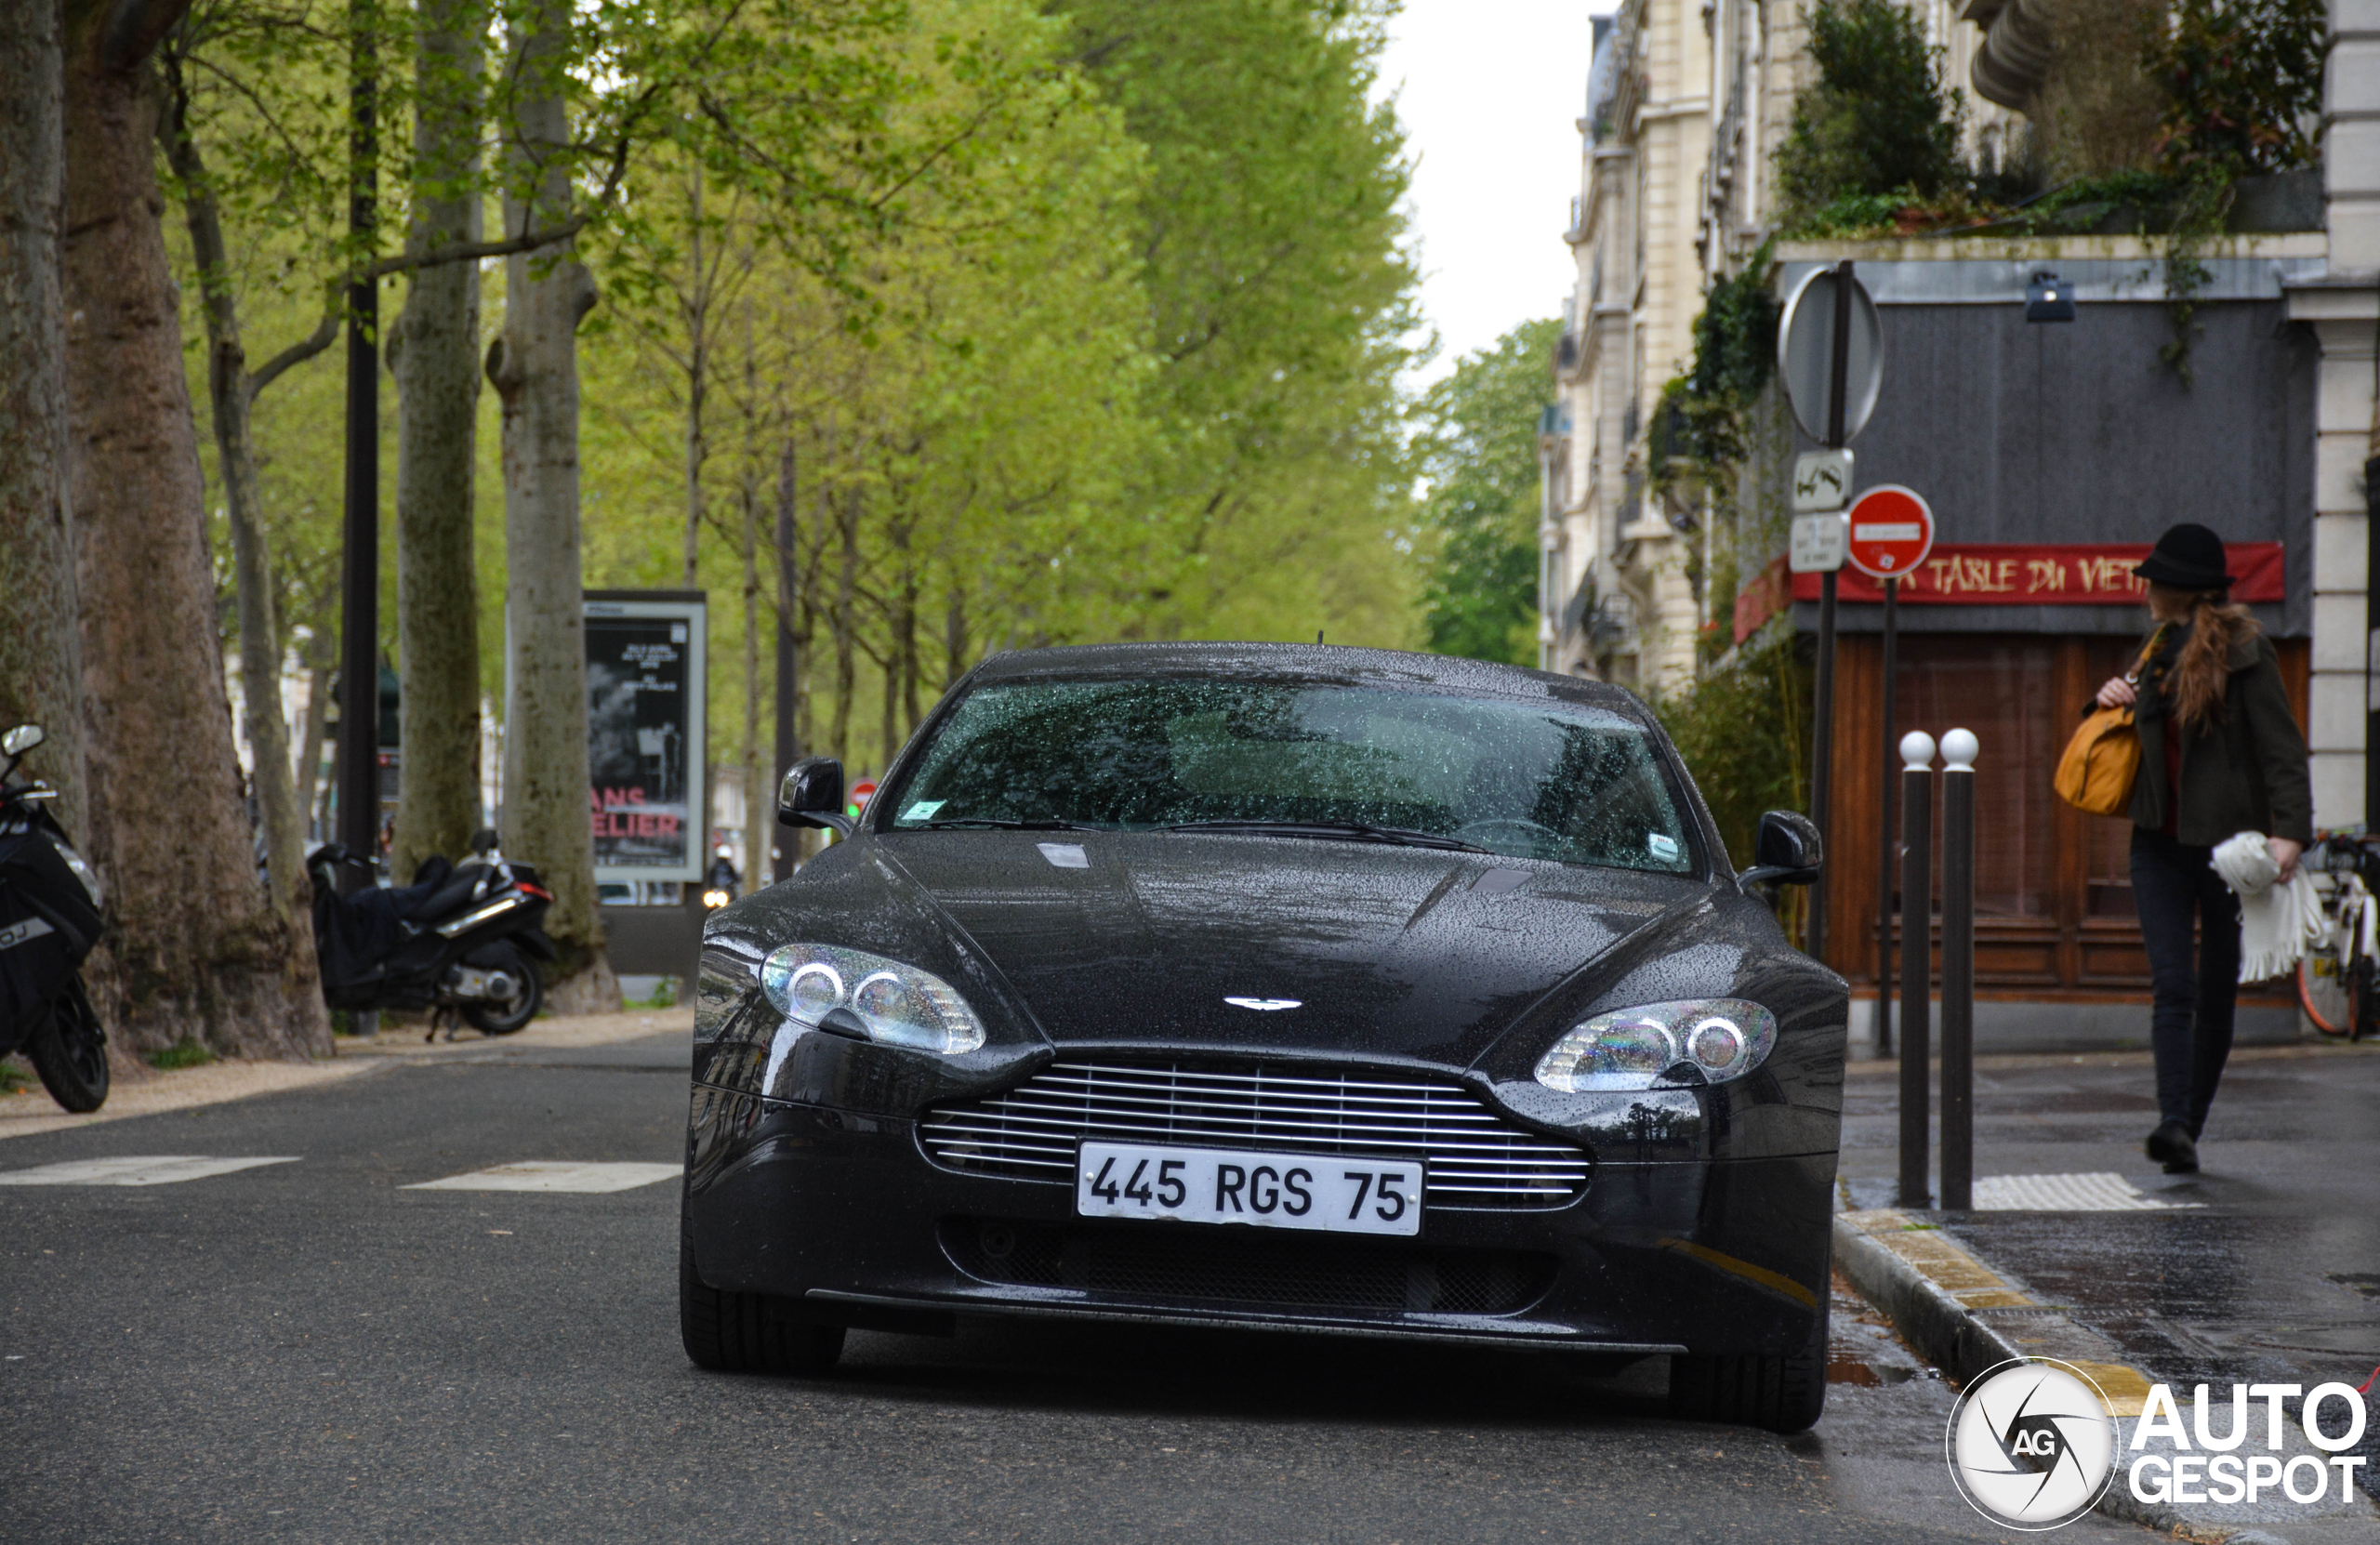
[2129,827,2242,1135]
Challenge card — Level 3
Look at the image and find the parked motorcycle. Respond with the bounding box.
[308,827,556,1037]
[0,724,109,1111]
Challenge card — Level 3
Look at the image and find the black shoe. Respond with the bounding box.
[2146,1120,2199,1174]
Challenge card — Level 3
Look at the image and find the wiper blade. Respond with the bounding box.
[917,817,1104,832]
[1163,820,1489,853]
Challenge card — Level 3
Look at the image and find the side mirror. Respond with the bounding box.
[2,724,45,758]
[778,757,853,834]
[469,827,502,856]
[1738,810,1822,892]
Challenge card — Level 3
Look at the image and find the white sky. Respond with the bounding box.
[1375,3,1604,384]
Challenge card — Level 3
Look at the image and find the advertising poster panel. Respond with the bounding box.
[585,591,707,883]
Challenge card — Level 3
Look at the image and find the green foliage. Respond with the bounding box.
[1410,320,1560,666]
[1652,630,1811,868]
[1775,0,1964,218]
[168,0,1427,806]
[2151,0,2328,176]
[146,1036,218,1071]
[1060,0,1422,648]
[0,1056,31,1097]
[1650,245,1778,495]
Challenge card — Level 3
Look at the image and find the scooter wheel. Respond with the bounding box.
[28,977,109,1113]
[461,942,542,1036]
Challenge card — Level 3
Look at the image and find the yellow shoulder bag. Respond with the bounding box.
[2055,627,2167,817]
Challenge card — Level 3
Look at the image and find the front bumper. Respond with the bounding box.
[683,1084,1837,1358]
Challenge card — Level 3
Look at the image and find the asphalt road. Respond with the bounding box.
[0,1032,2158,1545]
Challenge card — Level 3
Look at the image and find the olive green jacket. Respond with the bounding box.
[2123,628,2312,847]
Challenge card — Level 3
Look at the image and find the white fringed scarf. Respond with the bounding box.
[2209,831,2327,983]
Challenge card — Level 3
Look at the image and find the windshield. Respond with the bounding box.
[881,678,1697,874]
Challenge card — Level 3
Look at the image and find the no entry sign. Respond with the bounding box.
[1844,486,1935,580]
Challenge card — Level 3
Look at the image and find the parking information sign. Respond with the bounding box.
[1791,512,1848,574]
[1844,485,1936,580]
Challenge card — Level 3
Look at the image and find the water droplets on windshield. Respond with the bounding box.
[884,679,1696,875]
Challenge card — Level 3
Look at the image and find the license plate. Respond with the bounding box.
[1074,1142,1421,1237]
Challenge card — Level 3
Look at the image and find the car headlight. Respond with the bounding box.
[759,943,985,1054]
[1533,998,1778,1092]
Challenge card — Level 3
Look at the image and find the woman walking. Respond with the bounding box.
[2095,523,2311,1174]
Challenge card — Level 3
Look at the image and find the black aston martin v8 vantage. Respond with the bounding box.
[681,642,1845,1431]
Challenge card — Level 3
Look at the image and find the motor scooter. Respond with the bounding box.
[308,827,556,1037]
[0,724,109,1111]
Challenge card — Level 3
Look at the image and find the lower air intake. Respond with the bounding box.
[942,1218,1556,1317]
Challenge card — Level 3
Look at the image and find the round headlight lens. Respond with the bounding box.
[760,944,985,1054]
[1534,998,1778,1092]
[1685,1015,1747,1074]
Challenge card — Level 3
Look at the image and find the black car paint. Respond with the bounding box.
[683,642,1847,1357]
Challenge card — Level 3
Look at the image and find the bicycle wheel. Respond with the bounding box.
[2300,945,2354,1037]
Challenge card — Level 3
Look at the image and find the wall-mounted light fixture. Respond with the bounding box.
[2025,270,2076,323]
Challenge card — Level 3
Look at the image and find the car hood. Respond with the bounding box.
[871,829,1706,1068]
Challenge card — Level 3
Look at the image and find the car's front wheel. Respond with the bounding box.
[1668,1296,1829,1433]
[679,1213,844,1375]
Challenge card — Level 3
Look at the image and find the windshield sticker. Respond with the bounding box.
[1038,842,1090,869]
[1647,833,1679,860]
[902,800,945,822]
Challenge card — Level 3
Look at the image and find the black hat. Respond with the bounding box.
[2135,523,2232,590]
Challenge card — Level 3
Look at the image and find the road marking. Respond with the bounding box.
[402,1161,681,1194]
[1972,1172,2205,1211]
[0,1155,299,1186]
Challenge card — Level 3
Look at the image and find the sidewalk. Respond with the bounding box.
[1835,1039,2380,1542]
[0,1008,695,1142]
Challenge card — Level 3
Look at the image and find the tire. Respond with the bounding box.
[2353,959,2380,1043]
[679,1210,844,1376]
[26,977,108,1114]
[459,941,541,1036]
[2300,948,2353,1037]
[1669,1294,1830,1433]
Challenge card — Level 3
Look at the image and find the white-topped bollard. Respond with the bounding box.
[1939,729,1977,1209]
[1897,730,1936,1208]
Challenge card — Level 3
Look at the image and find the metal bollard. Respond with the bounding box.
[1897,731,1935,1209]
[1938,729,1977,1210]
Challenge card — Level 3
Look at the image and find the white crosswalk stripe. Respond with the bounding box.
[0,1155,300,1186]
[1972,1171,2205,1211]
[402,1161,681,1194]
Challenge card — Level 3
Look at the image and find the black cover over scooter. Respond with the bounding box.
[0,819,103,1037]
[311,850,455,995]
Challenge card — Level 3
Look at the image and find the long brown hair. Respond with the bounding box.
[2149,582,2260,732]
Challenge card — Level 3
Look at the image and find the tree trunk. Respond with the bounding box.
[487,0,613,1011]
[943,585,968,689]
[390,0,483,882]
[739,470,767,890]
[681,171,706,590]
[0,0,87,837]
[62,0,327,1060]
[295,630,331,839]
[831,488,857,768]
[157,57,323,1013]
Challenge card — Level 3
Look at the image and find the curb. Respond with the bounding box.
[1831,1208,2360,1542]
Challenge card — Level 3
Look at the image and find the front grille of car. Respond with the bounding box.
[942,1218,1557,1316]
[919,1060,1590,1208]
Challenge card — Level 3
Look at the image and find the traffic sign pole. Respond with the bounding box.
[1841,482,1936,1057]
[1876,574,1897,1059]
[1807,259,1855,965]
